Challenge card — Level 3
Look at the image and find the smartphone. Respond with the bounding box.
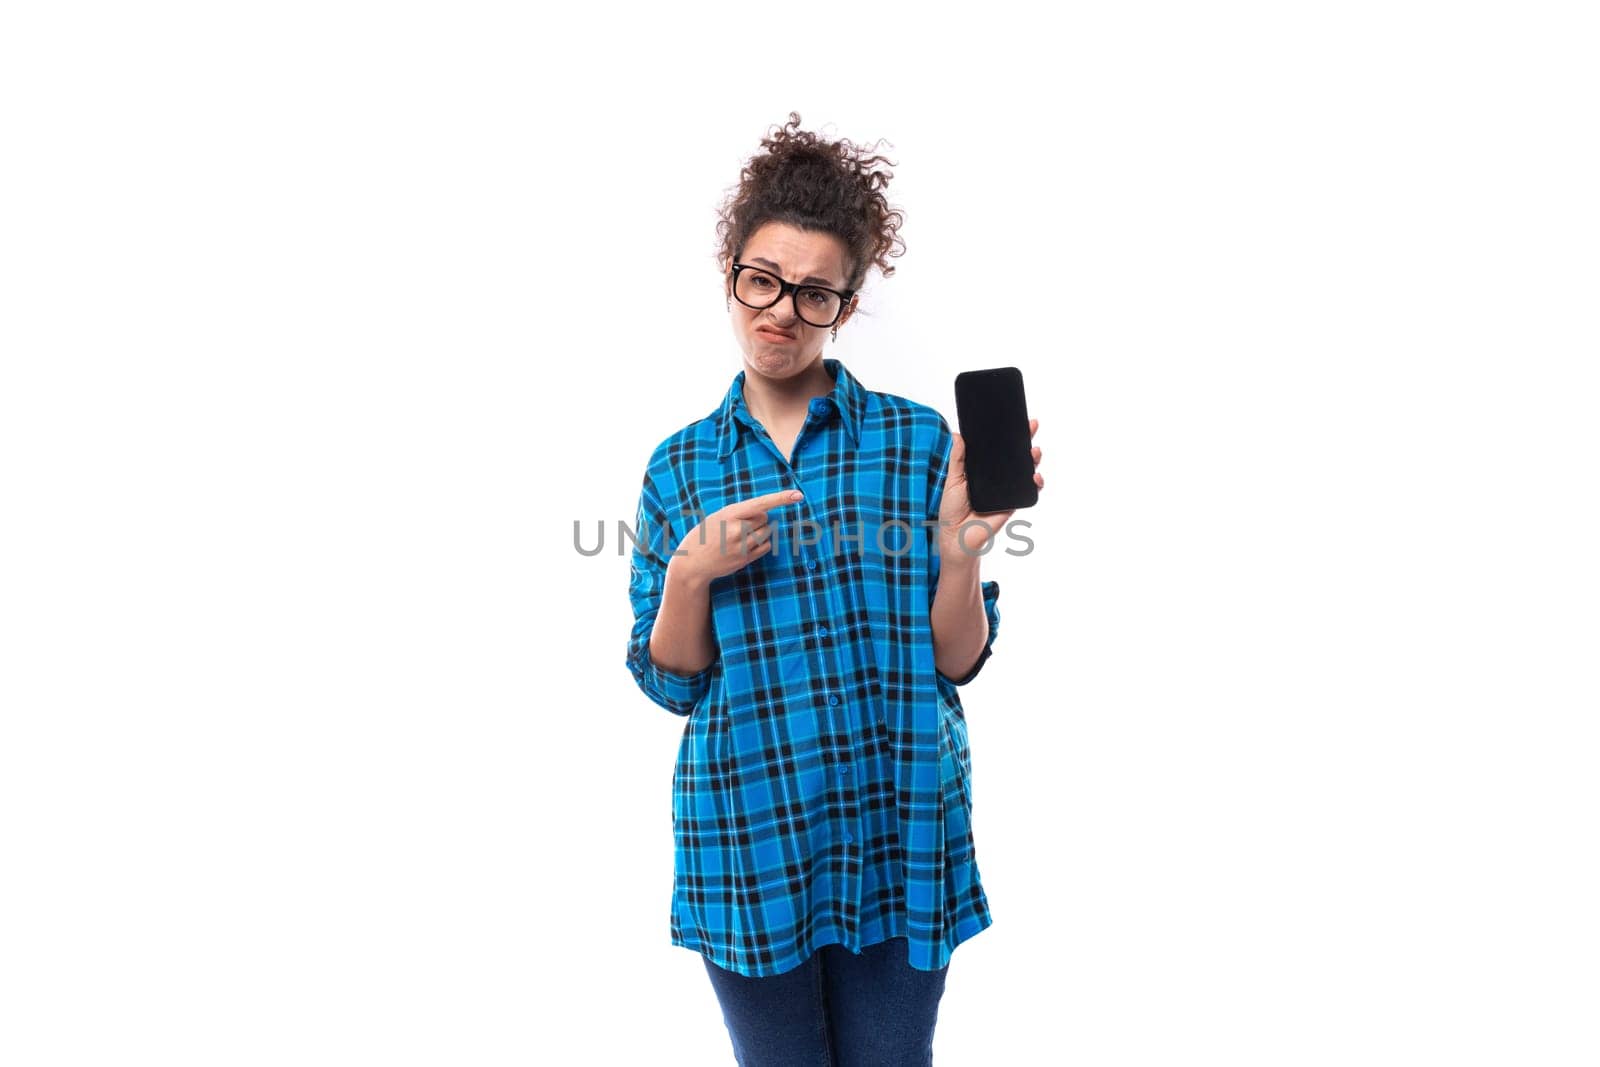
[953,366,1038,514]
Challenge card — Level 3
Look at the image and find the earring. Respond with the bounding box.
[726,295,731,312]
[831,326,838,342]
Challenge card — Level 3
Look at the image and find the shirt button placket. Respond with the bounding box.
[804,483,855,860]
[821,685,858,853]
[829,693,854,779]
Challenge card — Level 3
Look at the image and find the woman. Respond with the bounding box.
[625,113,1043,1066]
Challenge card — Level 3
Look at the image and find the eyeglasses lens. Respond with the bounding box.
[735,269,841,328]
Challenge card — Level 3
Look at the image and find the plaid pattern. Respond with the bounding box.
[626,357,1000,977]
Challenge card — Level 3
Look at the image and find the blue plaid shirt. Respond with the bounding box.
[626,356,1001,977]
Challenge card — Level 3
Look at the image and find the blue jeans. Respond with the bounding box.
[700,936,950,1066]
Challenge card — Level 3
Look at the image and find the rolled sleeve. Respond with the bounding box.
[630,649,715,713]
[936,578,1001,687]
[927,413,1002,687]
[625,473,715,716]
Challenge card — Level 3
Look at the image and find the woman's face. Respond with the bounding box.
[726,221,857,381]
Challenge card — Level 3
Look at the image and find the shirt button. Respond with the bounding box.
[839,764,851,774]
[828,694,839,705]
[817,623,829,636]
[806,559,818,571]
[842,832,854,843]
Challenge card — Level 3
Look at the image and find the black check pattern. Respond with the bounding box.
[626,357,1001,976]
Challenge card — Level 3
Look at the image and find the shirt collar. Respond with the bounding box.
[715,356,867,459]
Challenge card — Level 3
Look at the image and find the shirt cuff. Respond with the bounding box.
[636,649,716,711]
[937,579,1001,687]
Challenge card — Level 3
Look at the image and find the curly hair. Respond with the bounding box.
[715,112,906,300]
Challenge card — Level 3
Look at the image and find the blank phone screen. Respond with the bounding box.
[953,367,1038,515]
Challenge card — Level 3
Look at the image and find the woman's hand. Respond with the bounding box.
[937,418,1043,559]
[669,488,805,585]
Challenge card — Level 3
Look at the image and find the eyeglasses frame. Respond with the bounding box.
[729,262,857,329]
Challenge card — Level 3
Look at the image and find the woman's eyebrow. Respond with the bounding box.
[749,257,838,287]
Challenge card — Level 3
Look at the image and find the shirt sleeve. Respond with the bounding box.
[927,413,1002,687]
[936,577,1001,687]
[625,470,716,716]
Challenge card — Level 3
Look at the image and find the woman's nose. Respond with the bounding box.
[763,303,800,328]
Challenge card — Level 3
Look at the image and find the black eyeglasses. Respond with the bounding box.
[730,262,857,329]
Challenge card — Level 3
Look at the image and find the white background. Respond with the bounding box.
[3,2,1596,1064]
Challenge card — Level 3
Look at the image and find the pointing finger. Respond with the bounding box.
[726,488,805,519]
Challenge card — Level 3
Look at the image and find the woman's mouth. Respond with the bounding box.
[756,327,794,342]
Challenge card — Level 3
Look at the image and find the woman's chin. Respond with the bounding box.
[748,348,805,376]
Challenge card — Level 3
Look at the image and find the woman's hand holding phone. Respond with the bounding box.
[938,418,1043,560]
